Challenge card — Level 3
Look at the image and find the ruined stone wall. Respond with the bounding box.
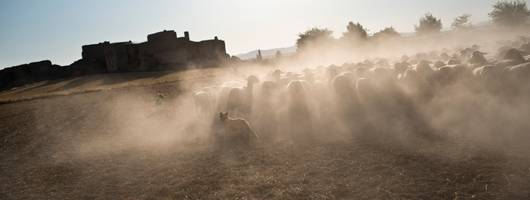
[0,60,64,91]
[111,42,131,72]
[126,44,140,71]
[188,42,200,59]
[82,43,106,62]
[147,30,177,42]
[139,37,191,66]
[104,44,118,73]
[80,30,229,73]
[197,39,228,60]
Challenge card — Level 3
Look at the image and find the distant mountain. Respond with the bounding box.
[234,46,297,60]
[474,21,492,27]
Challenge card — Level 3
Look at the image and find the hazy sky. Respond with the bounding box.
[0,0,502,69]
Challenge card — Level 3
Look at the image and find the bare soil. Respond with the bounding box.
[1,70,529,199]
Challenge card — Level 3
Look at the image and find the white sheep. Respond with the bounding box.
[226,75,260,119]
[155,93,165,110]
[192,91,213,118]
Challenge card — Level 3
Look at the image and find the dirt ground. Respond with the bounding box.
[1,70,530,199]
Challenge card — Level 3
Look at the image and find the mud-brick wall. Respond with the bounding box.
[82,43,106,62]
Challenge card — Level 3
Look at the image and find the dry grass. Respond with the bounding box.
[0,67,222,104]
[0,68,529,199]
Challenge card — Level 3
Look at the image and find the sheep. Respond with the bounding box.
[468,51,488,66]
[518,43,530,54]
[414,60,435,80]
[433,60,446,68]
[415,53,429,60]
[447,59,462,65]
[495,46,511,60]
[472,65,502,94]
[326,65,341,85]
[155,93,165,109]
[440,53,451,61]
[285,80,314,139]
[369,67,391,79]
[376,59,391,68]
[459,48,474,62]
[341,71,358,85]
[192,91,213,118]
[356,78,376,104]
[216,86,232,113]
[500,63,530,98]
[428,52,439,60]
[491,49,528,69]
[393,62,408,76]
[433,66,454,87]
[503,49,527,62]
[252,81,280,140]
[271,69,283,81]
[400,69,433,103]
[332,75,357,103]
[226,75,260,119]
[202,87,216,107]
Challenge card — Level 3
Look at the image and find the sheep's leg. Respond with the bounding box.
[244,130,249,146]
[196,106,201,118]
[202,108,208,118]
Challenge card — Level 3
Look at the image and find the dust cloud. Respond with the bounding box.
[3,26,530,199]
[61,28,530,161]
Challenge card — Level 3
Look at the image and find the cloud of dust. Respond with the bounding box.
[52,27,530,165]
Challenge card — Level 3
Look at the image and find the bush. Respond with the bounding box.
[414,13,443,35]
[296,27,335,52]
[488,0,530,28]
[451,14,474,31]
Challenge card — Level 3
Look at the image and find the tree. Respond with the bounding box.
[371,26,401,39]
[296,27,335,52]
[342,22,369,40]
[256,49,263,61]
[488,0,530,28]
[414,13,443,35]
[275,50,282,58]
[451,14,474,30]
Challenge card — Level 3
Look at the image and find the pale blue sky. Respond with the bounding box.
[0,0,502,69]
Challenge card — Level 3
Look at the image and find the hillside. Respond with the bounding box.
[1,67,529,199]
[234,46,297,60]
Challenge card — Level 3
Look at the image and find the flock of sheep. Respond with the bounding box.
[192,35,530,144]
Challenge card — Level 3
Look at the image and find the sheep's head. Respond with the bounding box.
[469,51,488,65]
[403,69,420,84]
[286,81,305,98]
[261,81,276,94]
[220,112,230,122]
[246,75,260,85]
[326,65,340,78]
[332,75,351,95]
[342,72,358,83]
[415,61,434,78]
[504,49,526,62]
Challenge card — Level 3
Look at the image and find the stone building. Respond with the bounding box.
[0,60,65,91]
[81,30,229,72]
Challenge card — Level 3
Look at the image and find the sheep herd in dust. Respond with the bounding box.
[191,35,530,146]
